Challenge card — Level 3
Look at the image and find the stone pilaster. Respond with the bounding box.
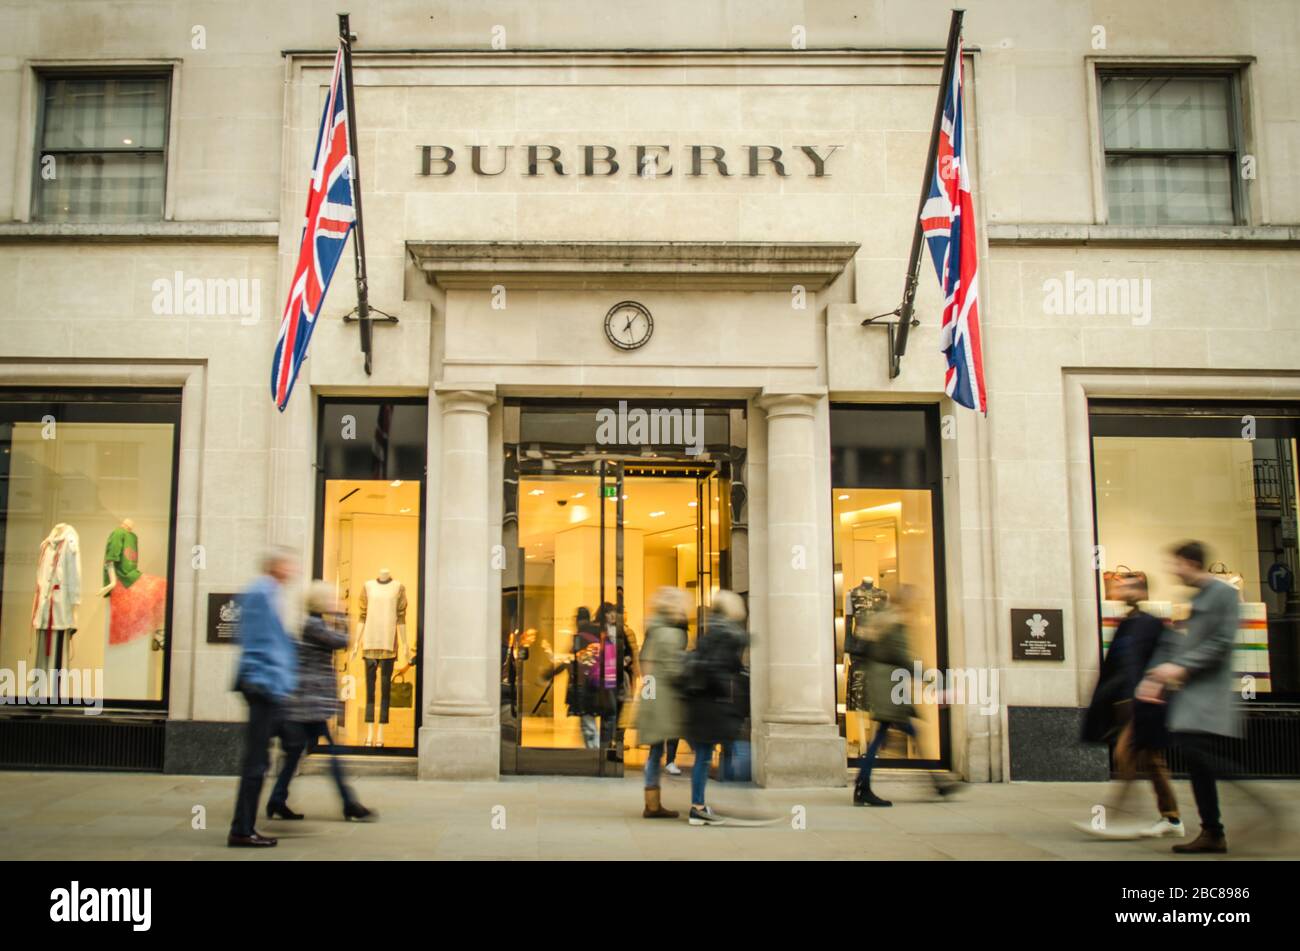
[753,388,845,786]
[419,383,499,780]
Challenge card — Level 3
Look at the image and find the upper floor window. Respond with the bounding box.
[33,72,170,222]
[1099,72,1241,226]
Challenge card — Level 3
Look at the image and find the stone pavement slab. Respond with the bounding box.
[0,769,1295,860]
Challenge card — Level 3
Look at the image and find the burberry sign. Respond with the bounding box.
[416,144,843,178]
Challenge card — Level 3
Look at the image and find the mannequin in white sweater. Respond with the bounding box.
[348,568,408,747]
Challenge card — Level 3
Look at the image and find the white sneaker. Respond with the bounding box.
[1142,818,1186,838]
[665,762,682,776]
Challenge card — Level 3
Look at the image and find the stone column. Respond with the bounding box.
[419,384,498,780]
[754,388,845,786]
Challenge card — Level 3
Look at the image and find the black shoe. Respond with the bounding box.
[856,789,892,807]
[266,803,304,821]
[343,802,376,822]
[228,832,278,848]
[934,780,961,798]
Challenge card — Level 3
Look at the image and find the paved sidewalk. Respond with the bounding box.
[1,769,1295,860]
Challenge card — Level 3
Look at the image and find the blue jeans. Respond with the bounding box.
[691,743,714,805]
[855,719,915,790]
[644,741,665,788]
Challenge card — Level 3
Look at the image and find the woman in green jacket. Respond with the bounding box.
[635,586,692,819]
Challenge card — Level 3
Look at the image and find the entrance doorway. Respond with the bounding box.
[499,400,745,776]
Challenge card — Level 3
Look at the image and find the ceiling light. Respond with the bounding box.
[529,489,545,496]
[390,480,403,487]
[838,494,850,501]
[399,507,411,514]
[649,511,665,518]
[688,501,697,508]
[571,492,585,499]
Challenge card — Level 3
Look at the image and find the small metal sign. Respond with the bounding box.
[206,592,242,644]
[1010,608,1064,661]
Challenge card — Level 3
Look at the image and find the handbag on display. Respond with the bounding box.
[390,667,414,708]
[1208,562,1244,592]
[1102,565,1147,600]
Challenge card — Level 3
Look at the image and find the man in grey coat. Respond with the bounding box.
[1137,540,1241,854]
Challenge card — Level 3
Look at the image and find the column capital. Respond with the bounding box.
[434,382,497,415]
[755,386,826,418]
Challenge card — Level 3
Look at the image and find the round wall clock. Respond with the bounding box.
[604,300,653,351]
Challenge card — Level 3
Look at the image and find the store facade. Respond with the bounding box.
[1,1,1299,784]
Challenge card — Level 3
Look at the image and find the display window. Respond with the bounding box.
[1091,402,1300,702]
[314,399,427,753]
[830,405,949,768]
[0,390,180,707]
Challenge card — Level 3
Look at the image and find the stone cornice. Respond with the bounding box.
[0,221,279,243]
[987,223,1300,248]
[407,240,859,291]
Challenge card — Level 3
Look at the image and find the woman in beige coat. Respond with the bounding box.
[635,587,692,819]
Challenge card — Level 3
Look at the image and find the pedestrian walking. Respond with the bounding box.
[228,546,299,848]
[849,585,958,806]
[682,590,749,826]
[266,580,375,823]
[1137,540,1249,854]
[1079,574,1182,839]
[634,586,691,819]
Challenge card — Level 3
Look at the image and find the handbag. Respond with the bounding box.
[390,667,414,708]
[1208,562,1244,591]
[1103,565,1147,600]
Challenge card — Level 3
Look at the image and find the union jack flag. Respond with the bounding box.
[920,38,987,415]
[272,45,356,411]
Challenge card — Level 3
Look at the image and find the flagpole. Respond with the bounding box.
[890,7,964,376]
[338,12,374,375]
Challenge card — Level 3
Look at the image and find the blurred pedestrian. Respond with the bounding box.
[1079,574,1182,838]
[1137,540,1244,854]
[228,546,298,848]
[682,590,749,826]
[850,585,958,806]
[635,586,691,818]
[266,581,375,823]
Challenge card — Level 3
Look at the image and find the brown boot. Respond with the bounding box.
[643,786,679,819]
[1172,828,1227,854]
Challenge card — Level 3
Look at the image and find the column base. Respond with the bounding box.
[418,715,500,781]
[753,720,846,788]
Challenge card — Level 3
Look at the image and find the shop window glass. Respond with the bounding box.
[1091,404,1300,700]
[316,400,426,752]
[830,406,947,767]
[0,393,179,706]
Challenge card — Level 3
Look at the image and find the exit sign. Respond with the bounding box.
[603,485,618,498]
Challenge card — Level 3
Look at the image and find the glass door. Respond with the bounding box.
[503,460,626,775]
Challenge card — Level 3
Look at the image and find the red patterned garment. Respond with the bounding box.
[108,574,166,645]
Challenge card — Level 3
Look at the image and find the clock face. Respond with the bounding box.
[604,301,653,351]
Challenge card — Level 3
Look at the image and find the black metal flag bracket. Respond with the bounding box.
[337,12,396,377]
[868,7,965,381]
[860,307,920,379]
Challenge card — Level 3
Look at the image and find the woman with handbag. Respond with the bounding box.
[634,587,692,819]
[682,590,750,826]
[266,580,375,822]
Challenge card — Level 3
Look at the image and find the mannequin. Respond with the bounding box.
[31,523,82,700]
[348,568,408,747]
[100,517,167,699]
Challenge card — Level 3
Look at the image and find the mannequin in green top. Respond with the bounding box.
[100,519,142,595]
[99,518,167,649]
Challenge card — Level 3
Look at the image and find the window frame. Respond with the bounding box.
[1089,60,1253,227]
[30,66,174,223]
